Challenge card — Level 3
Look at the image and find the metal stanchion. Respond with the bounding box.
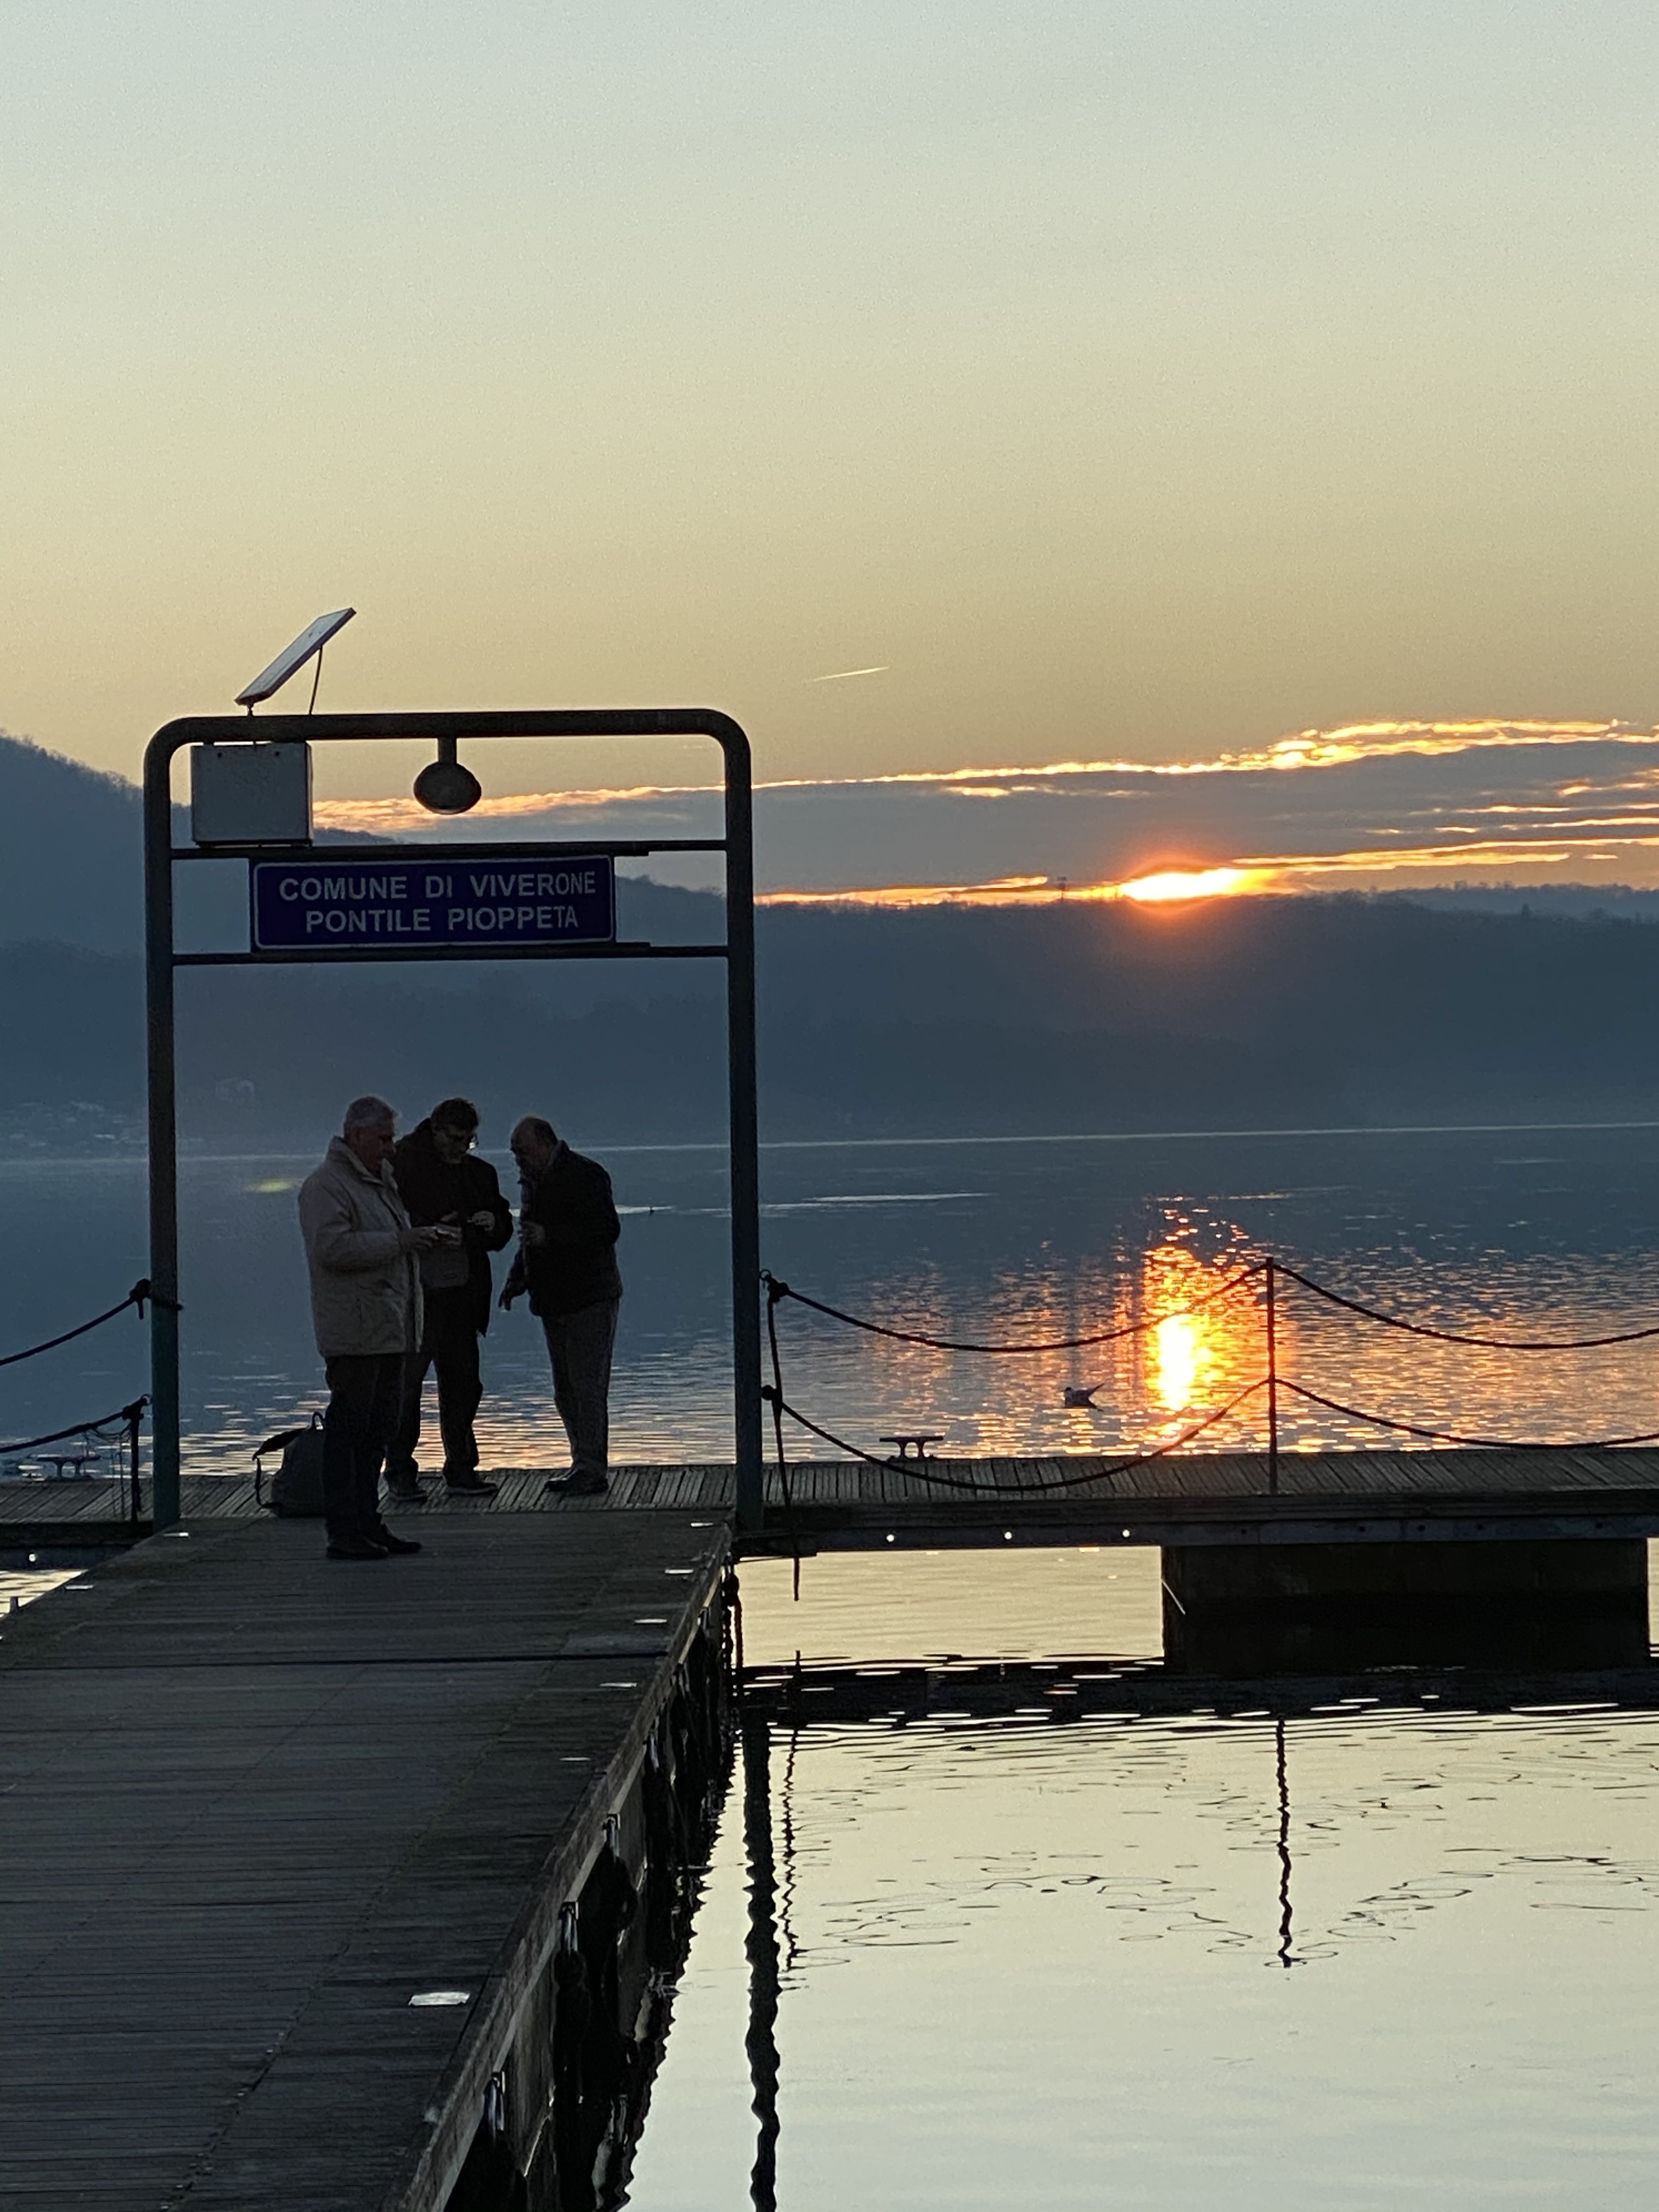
[1266,1258,1280,1496]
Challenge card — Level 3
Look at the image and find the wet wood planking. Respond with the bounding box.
[8,1448,1659,1544]
[0,1511,727,2212]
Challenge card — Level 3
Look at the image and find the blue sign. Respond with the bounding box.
[251,850,616,952]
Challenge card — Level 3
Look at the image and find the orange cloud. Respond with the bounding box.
[757,875,1057,909]
[757,868,1275,909]
[314,782,690,834]
[304,718,1659,904]
[311,717,1659,837]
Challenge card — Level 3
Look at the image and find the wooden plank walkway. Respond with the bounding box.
[8,1446,1659,1547]
[0,1510,727,2211]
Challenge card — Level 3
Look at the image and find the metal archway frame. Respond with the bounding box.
[143,709,762,1532]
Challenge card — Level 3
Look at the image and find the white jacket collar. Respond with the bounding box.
[326,1135,390,1186]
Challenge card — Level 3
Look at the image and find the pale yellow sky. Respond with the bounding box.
[7,3,1659,802]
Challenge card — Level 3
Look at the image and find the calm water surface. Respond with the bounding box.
[622,1554,1659,2210]
[8,1133,1659,2202]
[3,1121,1659,1472]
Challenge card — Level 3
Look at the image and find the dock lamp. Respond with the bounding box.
[413,732,483,815]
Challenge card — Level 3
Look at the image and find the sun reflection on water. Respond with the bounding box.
[759,1212,1278,1463]
[36,1139,1659,1475]
[1151,1312,1204,1411]
[751,1187,1659,1466]
[1124,1232,1267,1444]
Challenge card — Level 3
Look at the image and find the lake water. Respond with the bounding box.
[4,1120,1659,1474]
[620,1553,1659,2211]
[8,1124,1659,2203]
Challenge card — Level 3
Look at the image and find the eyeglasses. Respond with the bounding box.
[435,1128,477,1149]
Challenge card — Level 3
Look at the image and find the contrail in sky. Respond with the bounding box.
[806,664,888,682]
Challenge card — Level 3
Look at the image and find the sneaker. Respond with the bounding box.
[326,1534,389,1560]
[385,1477,427,1504]
[545,1472,609,1497]
[373,1527,424,1555]
[444,1472,498,1496]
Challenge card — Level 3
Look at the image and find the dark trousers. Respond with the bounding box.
[321,1352,405,1542]
[387,1289,483,1483]
[540,1299,619,1480]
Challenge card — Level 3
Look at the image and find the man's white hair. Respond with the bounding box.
[342,1094,397,1135]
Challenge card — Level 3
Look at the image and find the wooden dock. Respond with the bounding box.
[7,1446,1659,1553]
[0,1509,729,2211]
[2,1448,1656,2202]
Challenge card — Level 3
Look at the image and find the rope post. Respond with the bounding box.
[1266,1258,1280,1496]
[761,1276,802,1599]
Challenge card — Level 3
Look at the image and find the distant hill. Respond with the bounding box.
[0,733,148,952]
[5,730,1659,1144]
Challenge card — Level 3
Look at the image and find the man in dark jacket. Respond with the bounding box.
[501,1115,623,1496]
[386,1097,514,1500]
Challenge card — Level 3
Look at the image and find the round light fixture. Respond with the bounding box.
[413,735,482,815]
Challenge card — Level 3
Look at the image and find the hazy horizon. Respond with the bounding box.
[9,2,1659,884]
[18,716,1659,901]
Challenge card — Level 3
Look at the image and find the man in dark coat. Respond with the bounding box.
[501,1115,623,1496]
[385,1097,514,1500]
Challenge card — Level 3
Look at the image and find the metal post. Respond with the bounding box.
[723,729,764,1532]
[141,707,761,1537]
[142,738,181,1529]
[1265,1257,1279,1498]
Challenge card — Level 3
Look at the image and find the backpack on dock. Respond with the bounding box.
[253,1415,326,1517]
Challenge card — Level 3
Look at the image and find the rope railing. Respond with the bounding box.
[766,1262,1659,1359]
[0,1280,162,1523]
[1275,1377,1659,1454]
[0,1280,171,1370]
[760,1266,1264,1355]
[1276,1262,1659,1351]
[761,1255,1659,1505]
[0,1402,146,1457]
[0,1398,149,1524]
[763,1376,1267,1495]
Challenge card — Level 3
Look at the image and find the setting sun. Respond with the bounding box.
[1116,866,1268,904]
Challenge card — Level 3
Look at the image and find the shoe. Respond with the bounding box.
[385,1476,427,1504]
[373,1527,423,1555]
[444,1472,498,1496]
[544,1472,609,1497]
[326,1535,389,1560]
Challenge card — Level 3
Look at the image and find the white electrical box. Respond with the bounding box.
[190,742,313,846]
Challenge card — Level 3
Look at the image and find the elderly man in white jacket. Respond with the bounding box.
[298,1096,452,1559]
